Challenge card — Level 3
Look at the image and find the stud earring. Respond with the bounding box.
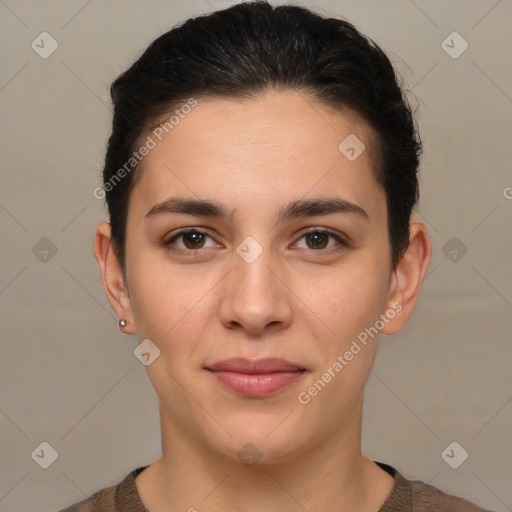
[119,318,128,328]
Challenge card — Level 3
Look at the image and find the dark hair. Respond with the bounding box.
[102,0,421,271]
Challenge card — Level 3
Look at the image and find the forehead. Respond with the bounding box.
[130,91,386,224]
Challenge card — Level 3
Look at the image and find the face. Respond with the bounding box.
[111,91,411,464]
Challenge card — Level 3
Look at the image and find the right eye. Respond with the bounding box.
[162,228,221,254]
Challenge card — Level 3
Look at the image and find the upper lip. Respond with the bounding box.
[206,358,305,374]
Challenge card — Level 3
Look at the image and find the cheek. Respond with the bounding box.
[295,264,389,416]
[301,257,390,343]
[127,251,213,346]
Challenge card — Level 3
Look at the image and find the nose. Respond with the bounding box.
[218,244,293,336]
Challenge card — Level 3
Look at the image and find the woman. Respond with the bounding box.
[61,2,495,510]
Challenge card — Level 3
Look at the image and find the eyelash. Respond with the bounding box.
[162,227,348,255]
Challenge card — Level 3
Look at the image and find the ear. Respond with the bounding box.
[380,221,432,335]
[94,222,137,334]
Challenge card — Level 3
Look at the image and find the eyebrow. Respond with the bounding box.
[145,196,369,222]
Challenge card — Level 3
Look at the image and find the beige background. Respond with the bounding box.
[1,1,511,511]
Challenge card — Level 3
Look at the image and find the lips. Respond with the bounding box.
[207,357,305,373]
[205,358,306,397]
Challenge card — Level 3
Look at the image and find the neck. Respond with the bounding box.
[136,396,394,512]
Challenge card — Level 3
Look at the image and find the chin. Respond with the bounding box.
[206,418,313,467]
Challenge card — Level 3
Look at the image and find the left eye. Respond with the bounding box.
[295,229,347,250]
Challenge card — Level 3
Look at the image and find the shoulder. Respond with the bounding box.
[60,485,118,512]
[58,484,117,511]
[58,466,148,512]
[375,461,496,512]
[409,478,496,512]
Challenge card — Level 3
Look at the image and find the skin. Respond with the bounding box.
[95,90,431,512]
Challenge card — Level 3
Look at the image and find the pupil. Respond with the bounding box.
[184,232,204,248]
[309,232,327,249]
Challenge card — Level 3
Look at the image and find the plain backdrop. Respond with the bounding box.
[0,1,511,511]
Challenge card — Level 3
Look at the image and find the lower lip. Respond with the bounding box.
[208,370,305,397]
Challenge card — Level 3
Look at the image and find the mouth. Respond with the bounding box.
[205,358,307,397]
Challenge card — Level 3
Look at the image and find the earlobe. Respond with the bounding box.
[93,222,137,334]
[380,221,432,336]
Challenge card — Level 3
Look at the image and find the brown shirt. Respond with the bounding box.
[59,461,495,511]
